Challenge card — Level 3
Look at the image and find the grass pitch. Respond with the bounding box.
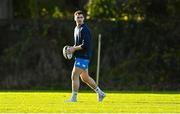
[0,91,180,113]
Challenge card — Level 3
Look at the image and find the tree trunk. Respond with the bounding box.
[0,0,12,19]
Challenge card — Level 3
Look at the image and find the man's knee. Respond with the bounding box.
[80,75,89,83]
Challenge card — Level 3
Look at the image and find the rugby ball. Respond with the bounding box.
[63,45,73,60]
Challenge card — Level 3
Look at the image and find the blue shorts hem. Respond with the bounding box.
[74,58,89,70]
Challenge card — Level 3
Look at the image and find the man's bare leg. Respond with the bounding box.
[80,69,106,102]
[68,66,82,102]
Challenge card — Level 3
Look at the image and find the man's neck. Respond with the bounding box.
[76,23,84,27]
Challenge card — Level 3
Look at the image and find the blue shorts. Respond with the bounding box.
[74,58,90,70]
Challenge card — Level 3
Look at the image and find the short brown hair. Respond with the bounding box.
[74,10,84,16]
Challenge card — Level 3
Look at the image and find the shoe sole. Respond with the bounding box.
[99,94,106,102]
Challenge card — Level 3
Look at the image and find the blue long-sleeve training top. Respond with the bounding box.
[74,23,92,60]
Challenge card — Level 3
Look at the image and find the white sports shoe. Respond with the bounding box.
[65,97,77,102]
[98,92,106,102]
[65,99,77,102]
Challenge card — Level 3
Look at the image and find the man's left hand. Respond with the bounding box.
[68,46,76,53]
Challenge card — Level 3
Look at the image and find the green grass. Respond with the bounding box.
[0,91,180,113]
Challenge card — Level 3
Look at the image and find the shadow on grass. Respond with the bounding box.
[0,89,180,94]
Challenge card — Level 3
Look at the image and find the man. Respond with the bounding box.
[67,10,106,102]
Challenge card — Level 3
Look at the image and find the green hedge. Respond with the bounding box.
[0,19,179,90]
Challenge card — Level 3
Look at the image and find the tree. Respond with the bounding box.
[0,0,13,19]
[86,0,180,22]
[86,0,116,20]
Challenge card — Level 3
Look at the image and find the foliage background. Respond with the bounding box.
[0,0,179,90]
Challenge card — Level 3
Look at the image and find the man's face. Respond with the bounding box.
[74,14,84,24]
